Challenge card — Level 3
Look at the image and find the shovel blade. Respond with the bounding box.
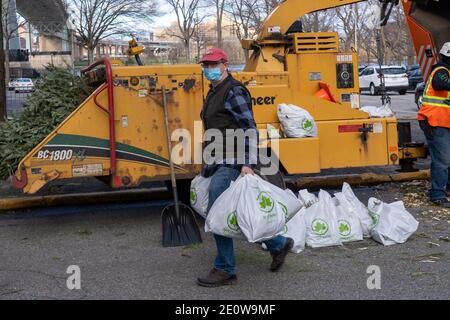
[162,203,202,247]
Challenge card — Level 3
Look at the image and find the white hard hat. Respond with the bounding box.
[440,42,450,57]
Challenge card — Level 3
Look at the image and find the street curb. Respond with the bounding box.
[0,188,171,211]
[286,170,430,190]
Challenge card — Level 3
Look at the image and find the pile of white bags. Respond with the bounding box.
[297,184,418,248]
[277,103,318,138]
[205,175,302,243]
[341,182,374,237]
[368,198,419,246]
[200,173,419,252]
[304,190,342,248]
[298,189,318,208]
[281,209,307,253]
[298,188,364,247]
[361,104,394,118]
[190,175,212,219]
[333,192,364,243]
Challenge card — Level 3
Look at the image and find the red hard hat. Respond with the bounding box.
[199,48,228,63]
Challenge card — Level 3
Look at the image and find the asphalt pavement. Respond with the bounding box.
[0,181,449,300]
[1,92,449,300]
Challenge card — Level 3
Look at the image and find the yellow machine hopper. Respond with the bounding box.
[11,0,427,194]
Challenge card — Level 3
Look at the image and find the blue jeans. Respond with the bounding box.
[420,124,450,200]
[206,166,287,275]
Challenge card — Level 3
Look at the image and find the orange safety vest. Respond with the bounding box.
[417,66,450,128]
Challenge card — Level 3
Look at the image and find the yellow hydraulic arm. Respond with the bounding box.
[243,0,401,72]
[257,0,364,41]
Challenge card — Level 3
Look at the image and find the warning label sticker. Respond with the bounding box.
[337,54,353,63]
[373,122,383,133]
[138,89,147,97]
[351,93,360,109]
[72,164,103,177]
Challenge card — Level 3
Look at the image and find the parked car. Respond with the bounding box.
[359,65,409,95]
[228,64,245,72]
[11,78,35,93]
[8,79,18,91]
[408,64,420,72]
[415,82,425,109]
[358,65,367,75]
[407,67,423,90]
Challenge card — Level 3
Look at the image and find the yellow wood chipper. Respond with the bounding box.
[12,0,448,195]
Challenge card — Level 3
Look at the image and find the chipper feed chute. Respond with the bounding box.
[11,59,204,194]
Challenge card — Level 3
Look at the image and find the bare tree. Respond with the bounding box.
[164,0,206,62]
[225,0,287,61]
[225,0,259,61]
[0,1,6,120]
[358,26,378,64]
[2,0,28,84]
[335,1,412,65]
[334,4,366,51]
[208,0,226,48]
[383,5,413,65]
[258,0,281,19]
[192,20,214,61]
[300,10,335,33]
[69,0,158,64]
[167,42,185,63]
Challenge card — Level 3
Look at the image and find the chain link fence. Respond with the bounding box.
[6,51,75,119]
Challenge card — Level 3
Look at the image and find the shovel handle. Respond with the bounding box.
[161,86,180,216]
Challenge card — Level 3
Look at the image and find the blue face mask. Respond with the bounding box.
[203,67,222,82]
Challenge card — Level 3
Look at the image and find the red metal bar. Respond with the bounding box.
[93,84,109,114]
[82,58,120,187]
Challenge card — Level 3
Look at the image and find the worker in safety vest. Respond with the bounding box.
[418,42,450,208]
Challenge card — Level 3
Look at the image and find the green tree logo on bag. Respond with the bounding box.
[369,211,380,228]
[278,201,288,218]
[227,212,239,231]
[257,192,275,213]
[190,188,197,205]
[301,119,314,132]
[312,219,329,235]
[338,220,351,237]
[281,225,288,235]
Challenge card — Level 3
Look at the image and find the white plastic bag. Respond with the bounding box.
[267,124,281,139]
[269,187,303,222]
[205,177,246,240]
[281,208,307,253]
[236,175,287,242]
[361,103,394,118]
[190,175,211,218]
[298,189,318,208]
[277,103,318,138]
[341,182,374,237]
[304,190,342,248]
[333,192,364,243]
[368,198,419,246]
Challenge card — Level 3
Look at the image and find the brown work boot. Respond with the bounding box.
[197,268,237,287]
[270,238,294,272]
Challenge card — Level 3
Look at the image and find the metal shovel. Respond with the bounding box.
[160,85,202,247]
